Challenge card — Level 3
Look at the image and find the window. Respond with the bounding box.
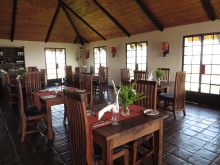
[94,46,106,73]
[126,42,147,78]
[45,48,66,80]
[183,33,220,95]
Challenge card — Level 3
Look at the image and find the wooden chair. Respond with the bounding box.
[158,71,186,119]
[24,71,42,108]
[65,65,74,87]
[63,89,129,165]
[131,80,157,165]
[17,76,46,142]
[158,68,170,83]
[40,69,46,88]
[120,68,131,85]
[94,67,109,95]
[27,66,38,72]
[79,74,93,107]
[134,70,147,81]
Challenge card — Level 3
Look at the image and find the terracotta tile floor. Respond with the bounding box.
[0,89,220,165]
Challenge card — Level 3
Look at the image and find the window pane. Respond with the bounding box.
[214,34,220,44]
[212,55,220,64]
[184,47,192,55]
[185,74,191,82]
[193,36,201,45]
[184,56,192,64]
[201,84,210,93]
[184,37,192,46]
[192,56,200,64]
[191,65,200,73]
[203,45,212,55]
[212,65,220,74]
[183,65,191,73]
[204,35,213,45]
[205,65,211,74]
[211,75,220,85]
[185,82,191,91]
[202,55,212,64]
[191,83,199,92]
[94,47,106,73]
[201,75,210,84]
[210,85,220,95]
[193,46,201,55]
[213,45,220,54]
[191,74,199,83]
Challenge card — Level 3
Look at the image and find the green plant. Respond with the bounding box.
[118,83,145,107]
[155,69,164,79]
[16,68,26,76]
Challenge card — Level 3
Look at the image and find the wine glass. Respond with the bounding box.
[54,83,59,94]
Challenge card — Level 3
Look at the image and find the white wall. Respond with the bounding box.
[85,20,220,85]
[0,39,80,69]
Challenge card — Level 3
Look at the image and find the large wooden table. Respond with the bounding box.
[93,112,168,165]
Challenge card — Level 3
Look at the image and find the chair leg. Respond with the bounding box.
[132,141,138,165]
[21,121,26,142]
[124,149,129,165]
[183,109,186,116]
[173,111,176,119]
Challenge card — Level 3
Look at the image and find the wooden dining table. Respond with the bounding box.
[93,109,168,165]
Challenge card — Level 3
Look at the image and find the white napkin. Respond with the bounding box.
[98,104,115,120]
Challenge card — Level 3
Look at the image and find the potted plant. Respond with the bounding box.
[119,83,145,116]
[155,69,164,86]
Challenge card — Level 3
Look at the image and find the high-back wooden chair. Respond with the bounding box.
[158,68,170,82]
[27,66,38,72]
[98,66,108,94]
[134,70,147,81]
[64,89,129,165]
[135,80,157,109]
[40,69,46,88]
[79,74,93,107]
[65,65,74,87]
[17,76,46,142]
[120,68,130,85]
[132,80,157,165]
[24,71,42,108]
[158,71,186,119]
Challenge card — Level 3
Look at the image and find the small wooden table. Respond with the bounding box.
[93,111,168,165]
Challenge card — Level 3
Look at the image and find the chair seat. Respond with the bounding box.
[25,106,46,117]
[159,92,174,100]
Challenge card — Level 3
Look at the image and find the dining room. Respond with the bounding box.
[0,0,220,165]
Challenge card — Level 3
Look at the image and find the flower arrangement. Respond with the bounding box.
[118,83,145,116]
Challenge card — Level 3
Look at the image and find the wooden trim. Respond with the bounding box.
[92,0,130,37]
[200,0,216,21]
[10,0,18,41]
[135,0,164,31]
[45,2,61,43]
[61,1,106,41]
[61,2,85,45]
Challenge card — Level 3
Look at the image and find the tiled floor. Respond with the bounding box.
[0,89,220,165]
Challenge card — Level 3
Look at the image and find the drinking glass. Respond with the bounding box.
[112,102,119,126]
[54,83,59,94]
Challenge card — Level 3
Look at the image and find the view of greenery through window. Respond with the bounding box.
[183,33,220,95]
[45,48,66,80]
[93,47,106,74]
[126,42,147,78]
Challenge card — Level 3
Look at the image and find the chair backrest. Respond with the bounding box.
[174,71,186,111]
[159,68,170,82]
[80,74,93,107]
[135,80,157,109]
[17,76,26,120]
[27,66,38,72]
[75,67,80,74]
[99,67,108,84]
[64,89,93,165]
[120,68,130,82]
[40,69,46,88]
[65,66,74,87]
[24,71,42,108]
[134,70,147,81]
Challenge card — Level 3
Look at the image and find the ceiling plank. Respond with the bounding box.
[135,0,164,31]
[92,0,130,37]
[45,2,61,43]
[200,0,216,21]
[10,0,18,41]
[61,1,106,41]
[61,2,87,45]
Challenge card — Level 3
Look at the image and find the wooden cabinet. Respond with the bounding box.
[0,47,25,71]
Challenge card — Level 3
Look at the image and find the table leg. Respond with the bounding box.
[46,104,53,141]
[104,140,113,165]
[153,120,164,165]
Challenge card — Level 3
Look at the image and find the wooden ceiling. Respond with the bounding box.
[0,0,219,44]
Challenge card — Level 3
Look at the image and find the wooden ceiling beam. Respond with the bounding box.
[61,2,86,45]
[10,0,18,41]
[61,1,106,40]
[45,2,61,43]
[135,0,164,31]
[200,0,216,21]
[92,0,130,37]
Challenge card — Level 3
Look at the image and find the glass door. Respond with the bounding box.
[183,33,220,107]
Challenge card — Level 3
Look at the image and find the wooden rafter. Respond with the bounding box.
[135,0,164,31]
[92,0,130,37]
[61,1,106,40]
[45,2,61,43]
[200,0,216,21]
[10,0,18,41]
[61,2,87,45]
